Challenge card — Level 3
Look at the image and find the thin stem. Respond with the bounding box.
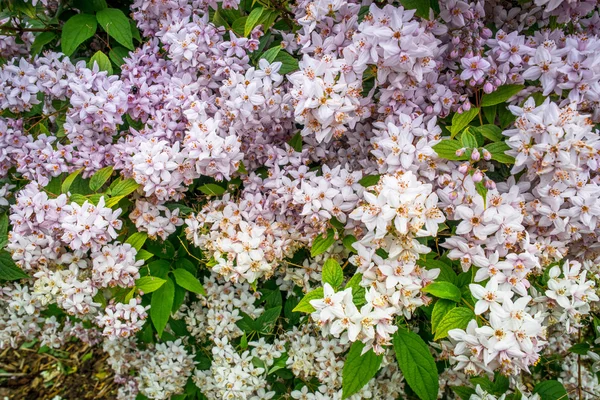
[0,25,59,33]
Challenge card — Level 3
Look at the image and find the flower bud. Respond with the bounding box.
[483,82,494,94]
[482,149,492,160]
[458,163,470,174]
[463,101,471,111]
[471,148,481,161]
[472,169,483,182]
[455,147,466,156]
[485,179,496,189]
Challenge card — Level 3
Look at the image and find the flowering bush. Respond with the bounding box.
[0,0,600,399]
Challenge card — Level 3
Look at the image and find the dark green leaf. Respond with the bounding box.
[0,250,29,281]
[393,328,439,400]
[342,341,383,399]
[198,183,226,196]
[533,380,568,400]
[31,32,56,55]
[311,229,335,257]
[61,14,97,56]
[358,174,380,187]
[150,277,175,337]
[481,85,525,107]
[89,166,114,191]
[96,8,134,50]
[172,268,206,295]
[450,107,479,138]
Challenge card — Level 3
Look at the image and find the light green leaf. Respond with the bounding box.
[322,258,343,289]
[172,268,206,295]
[393,328,439,400]
[422,281,462,302]
[292,287,324,313]
[311,229,335,257]
[484,142,515,164]
[481,85,525,107]
[61,14,97,56]
[96,8,134,50]
[450,107,479,138]
[61,168,83,194]
[88,51,113,75]
[89,166,114,191]
[460,129,477,149]
[345,273,366,307]
[245,7,264,36]
[125,232,148,252]
[434,307,474,340]
[261,45,281,63]
[151,277,175,337]
[111,178,140,197]
[198,183,226,196]
[432,140,468,161]
[342,341,383,399]
[431,299,455,333]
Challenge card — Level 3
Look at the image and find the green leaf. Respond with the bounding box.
[484,142,515,164]
[288,132,302,152]
[533,380,568,400]
[432,140,467,161]
[256,306,281,333]
[31,32,56,55]
[274,51,299,75]
[292,288,324,313]
[61,168,83,194]
[109,46,130,67]
[150,277,175,337]
[431,299,455,333]
[483,105,497,124]
[125,232,147,252]
[61,14,97,56]
[568,343,590,355]
[451,386,476,400]
[460,129,477,149]
[89,166,114,191]
[96,8,134,50]
[88,51,113,74]
[111,178,140,197]
[146,239,175,259]
[422,281,461,302]
[135,276,166,294]
[311,229,335,257]
[422,259,456,284]
[136,249,154,261]
[245,7,264,36]
[231,17,247,37]
[345,273,366,306]
[261,45,282,63]
[433,307,474,340]
[481,85,525,107]
[400,0,431,18]
[450,107,479,138]
[322,258,343,289]
[198,183,226,196]
[476,125,503,142]
[342,235,357,253]
[0,250,29,281]
[393,328,439,400]
[172,268,206,295]
[342,341,383,399]
[0,214,8,237]
[358,174,381,187]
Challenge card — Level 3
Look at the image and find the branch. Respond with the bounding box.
[0,25,59,33]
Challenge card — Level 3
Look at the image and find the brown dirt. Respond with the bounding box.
[0,342,117,400]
